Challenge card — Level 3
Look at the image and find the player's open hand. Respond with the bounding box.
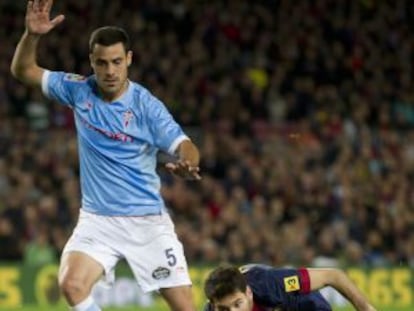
[165,160,201,181]
[26,0,64,35]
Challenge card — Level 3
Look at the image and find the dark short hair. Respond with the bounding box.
[204,265,247,303]
[89,26,130,52]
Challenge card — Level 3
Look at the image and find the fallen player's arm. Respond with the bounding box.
[307,268,377,311]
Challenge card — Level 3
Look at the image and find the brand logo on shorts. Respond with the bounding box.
[176,266,186,274]
[152,267,170,280]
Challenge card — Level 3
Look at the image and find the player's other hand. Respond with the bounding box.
[26,0,65,35]
[165,160,201,180]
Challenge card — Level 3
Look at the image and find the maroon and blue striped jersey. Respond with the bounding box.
[204,264,332,311]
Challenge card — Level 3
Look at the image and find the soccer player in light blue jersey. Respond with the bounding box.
[11,1,200,311]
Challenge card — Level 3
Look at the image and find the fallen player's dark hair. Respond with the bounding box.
[204,265,247,302]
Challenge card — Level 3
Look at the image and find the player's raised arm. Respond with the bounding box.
[10,0,65,86]
[307,268,377,311]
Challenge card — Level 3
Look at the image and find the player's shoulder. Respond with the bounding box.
[129,80,150,96]
[128,81,149,103]
[129,81,165,109]
[240,264,281,302]
[47,71,90,85]
[239,263,273,274]
[52,72,93,93]
[239,264,276,290]
[45,71,93,100]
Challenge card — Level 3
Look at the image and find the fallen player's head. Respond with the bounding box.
[204,265,253,311]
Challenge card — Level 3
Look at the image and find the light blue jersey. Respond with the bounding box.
[42,71,189,216]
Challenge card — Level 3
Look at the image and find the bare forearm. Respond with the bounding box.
[177,140,200,167]
[308,269,375,311]
[11,30,43,85]
[327,270,374,311]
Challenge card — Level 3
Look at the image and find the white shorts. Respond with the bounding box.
[62,209,192,293]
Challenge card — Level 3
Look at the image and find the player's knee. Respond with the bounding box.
[59,276,89,300]
[161,287,195,311]
[173,296,195,311]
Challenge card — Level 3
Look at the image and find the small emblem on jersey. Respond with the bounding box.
[64,73,86,82]
[283,275,300,292]
[152,267,170,280]
[123,110,134,128]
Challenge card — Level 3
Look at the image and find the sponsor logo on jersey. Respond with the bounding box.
[152,267,170,280]
[64,73,86,82]
[283,275,300,292]
[79,115,133,142]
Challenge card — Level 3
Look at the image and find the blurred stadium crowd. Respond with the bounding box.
[0,0,413,268]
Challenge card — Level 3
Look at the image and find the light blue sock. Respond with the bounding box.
[70,296,101,311]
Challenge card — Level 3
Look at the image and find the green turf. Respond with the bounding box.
[0,306,411,311]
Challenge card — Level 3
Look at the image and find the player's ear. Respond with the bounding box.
[126,50,133,67]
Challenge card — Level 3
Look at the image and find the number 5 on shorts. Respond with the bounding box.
[165,248,177,267]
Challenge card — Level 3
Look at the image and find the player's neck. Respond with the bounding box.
[99,80,129,102]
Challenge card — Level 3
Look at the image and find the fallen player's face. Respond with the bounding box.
[90,42,132,100]
[213,289,253,311]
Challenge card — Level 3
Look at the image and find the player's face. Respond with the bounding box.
[212,287,253,311]
[90,42,132,101]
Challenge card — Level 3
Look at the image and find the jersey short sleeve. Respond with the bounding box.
[42,70,87,108]
[144,92,189,155]
[243,264,312,307]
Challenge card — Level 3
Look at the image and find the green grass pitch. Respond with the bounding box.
[0,306,412,311]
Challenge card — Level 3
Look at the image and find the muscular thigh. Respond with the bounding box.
[59,251,104,287]
[60,210,122,287]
